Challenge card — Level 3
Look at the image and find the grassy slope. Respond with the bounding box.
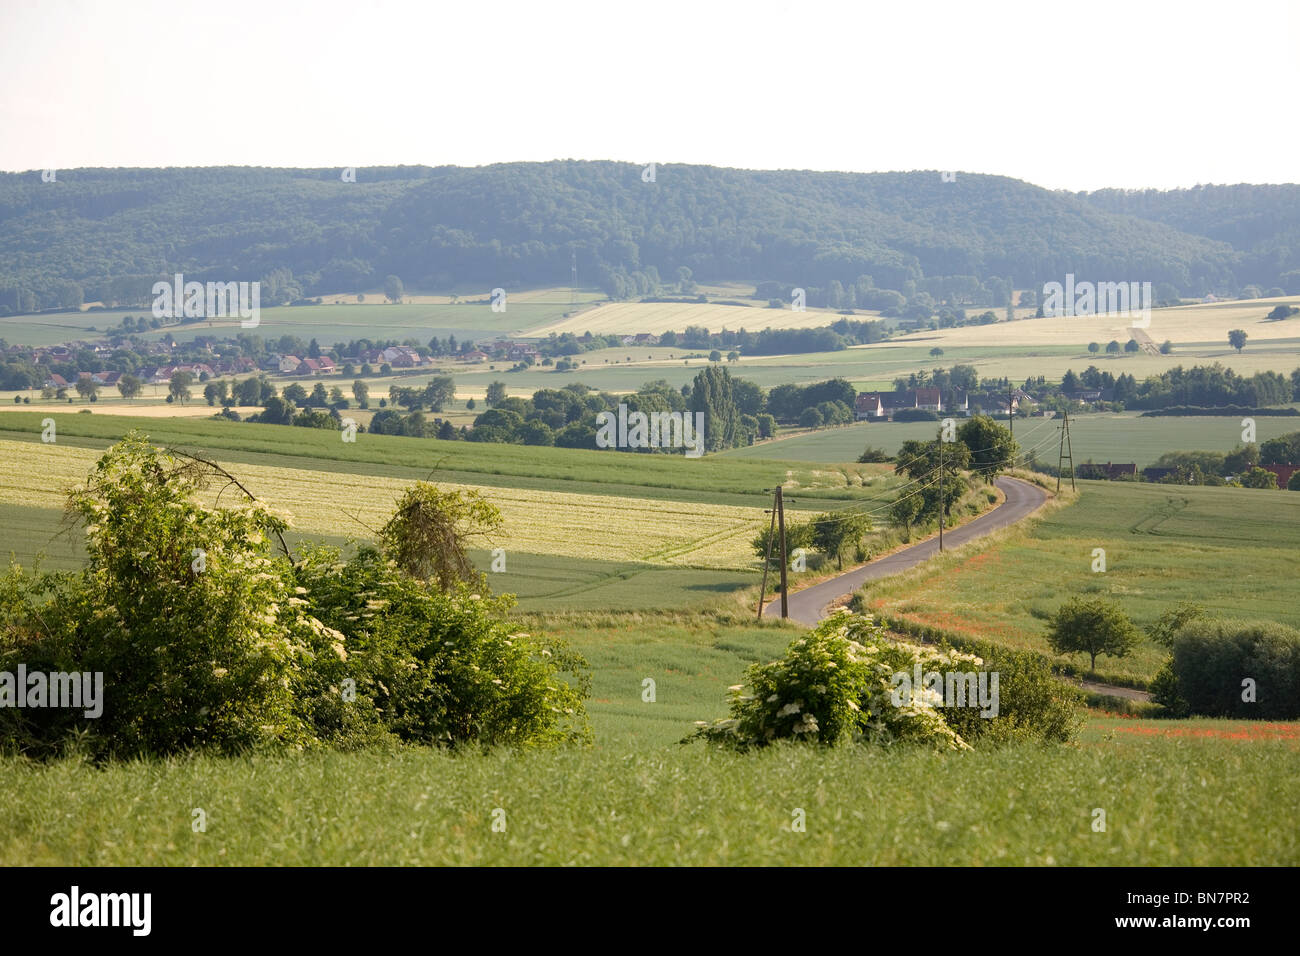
[863,480,1300,685]
[721,413,1300,467]
[0,412,891,506]
[2,727,1295,865]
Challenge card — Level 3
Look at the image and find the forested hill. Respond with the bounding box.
[1,161,1293,313]
[1076,184,1300,291]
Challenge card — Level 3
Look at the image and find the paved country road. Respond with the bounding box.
[763,476,1050,626]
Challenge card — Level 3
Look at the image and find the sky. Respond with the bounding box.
[2,0,1297,191]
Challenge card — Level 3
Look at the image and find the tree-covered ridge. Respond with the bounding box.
[1076,183,1300,293]
[3,162,1283,313]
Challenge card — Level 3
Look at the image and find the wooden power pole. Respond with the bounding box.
[938,439,945,552]
[776,486,789,618]
[756,491,778,620]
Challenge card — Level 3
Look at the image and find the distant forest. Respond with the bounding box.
[2,163,1298,315]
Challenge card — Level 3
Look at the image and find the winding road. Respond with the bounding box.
[763,476,1050,625]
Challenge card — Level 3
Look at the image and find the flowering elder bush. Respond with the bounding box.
[294,543,591,749]
[0,435,590,759]
[688,611,974,751]
[0,435,337,757]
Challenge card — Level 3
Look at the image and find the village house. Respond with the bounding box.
[1262,464,1298,488]
[855,393,884,420]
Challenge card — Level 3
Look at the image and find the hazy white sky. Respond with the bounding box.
[2,0,1296,190]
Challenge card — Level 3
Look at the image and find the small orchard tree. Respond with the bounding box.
[75,376,99,402]
[1045,597,1141,671]
[1228,329,1248,352]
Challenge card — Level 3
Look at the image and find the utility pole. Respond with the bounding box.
[1057,405,1076,492]
[938,439,945,552]
[756,491,778,620]
[776,486,789,618]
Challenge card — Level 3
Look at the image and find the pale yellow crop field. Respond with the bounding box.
[528,301,846,337]
[896,297,1300,348]
[0,440,768,570]
[0,403,264,419]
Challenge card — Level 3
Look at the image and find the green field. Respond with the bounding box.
[862,480,1300,685]
[3,721,1295,865]
[722,413,1300,467]
[0,412,893,506]
[0,295,604,348]
[0,414,903,612]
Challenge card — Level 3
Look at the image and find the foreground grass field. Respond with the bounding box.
[862,480,1300,686]
[2,722,1295,866]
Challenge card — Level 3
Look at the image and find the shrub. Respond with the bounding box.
[893,408,940,422]
[688,612,1083,751]
[0,437,321,759]
[857,445,891,463]
[1161,619,1300,719]
[0,436,590,759]
[689,613,969,751]
[294,545,590,748]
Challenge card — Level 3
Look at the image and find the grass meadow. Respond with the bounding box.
[722,412,1300,467]
[1,375,1297,867]
[862,480,1300,686]
[2,721,1295,866]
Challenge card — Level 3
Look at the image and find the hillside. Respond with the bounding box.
[1077,183,1300,292]
[0,163,1270,314]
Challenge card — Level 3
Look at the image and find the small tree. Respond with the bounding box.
[1045,597,1141,671]
[168,371,193,405]
[1147,602,1207,647]
[1087,342,1100,353]
[1105,340,1121,354]
[379,482,504,591]
[1228,329,1248,352]
[811,512,871,571]
[352,379,369,408]
[930,347,944,357]
[383,275,405,303]
[1159,340,1173,354]
[485,381,507,408]
[75,376,99,402]
[1124,339,1140,353]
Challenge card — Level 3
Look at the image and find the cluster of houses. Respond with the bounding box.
[854,387,976,420]
[456,341,542,364]
[272,354,338,375]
